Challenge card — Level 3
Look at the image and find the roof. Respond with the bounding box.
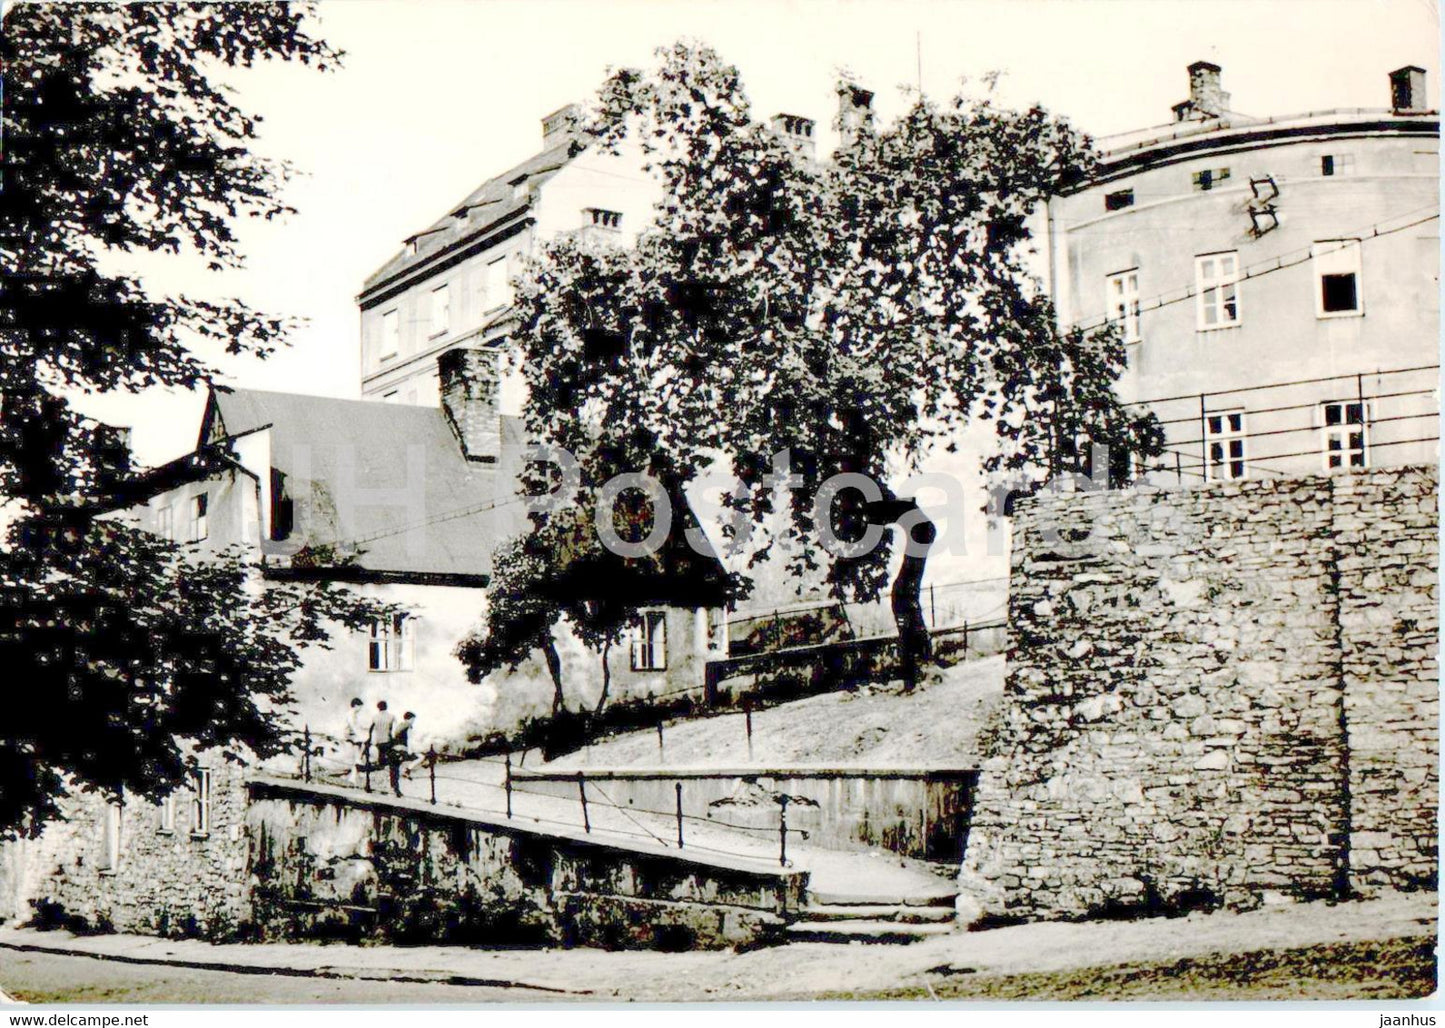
[359,136,582,300]
[200,387,730,599]
[203,388,528,582]
[1077,108,1440,188]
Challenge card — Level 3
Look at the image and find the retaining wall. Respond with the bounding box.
[510,767,977,862]
[246,778,806,950]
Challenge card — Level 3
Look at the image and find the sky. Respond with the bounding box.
[73,0,1442,466]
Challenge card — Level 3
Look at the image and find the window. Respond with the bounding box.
[1321,154,1354,176]
[1191,167,1231,191]
[483,256,511,311]
[429,284,451,337]
[100,802,121,873]
[510,176,529,202]
[1104,189,1135,211]
[368,613,415,672]
[156,504,174,541]
[630,611,667,671]
[1195,251,1240,328]
[780,115,814,138]
[380,309,400,361]
[1321,401,1370,470]
[1204,409,1247,481]
[588,208,623,229]
[158,794,176,835]
[1312,240,1362,317]
[191,769,212,836]
[1106,269,1141,343]
[190,493,208,542]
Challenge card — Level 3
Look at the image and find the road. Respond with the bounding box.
[0,950,576,1004]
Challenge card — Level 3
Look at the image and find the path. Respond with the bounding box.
[305,755,955,903]
[0,889,1433,1003]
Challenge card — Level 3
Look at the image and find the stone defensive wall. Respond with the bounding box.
[960,466,1437,920]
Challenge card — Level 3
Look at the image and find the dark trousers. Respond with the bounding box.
[380,743,404,796]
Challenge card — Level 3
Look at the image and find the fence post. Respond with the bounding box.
[577,771,590,834]
[303,725,311,782]
[778,794,789,867]
[428,746,437,806]
[744,696,754,762]
[1198,393,1208,481]
[656,721,665,762]
[504,751,513,819]
[675,782,684,849]
[962,621,969,658]
[363,726,374,794]
[929,585,936,629]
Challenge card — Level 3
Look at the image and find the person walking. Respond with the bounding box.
[344,697,368,786]
[389,711,417,797]
[371,700,396,790]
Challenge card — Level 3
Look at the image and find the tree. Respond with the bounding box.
[457,492,731,720]
[509,43,1161,689]
[0,4,387,831]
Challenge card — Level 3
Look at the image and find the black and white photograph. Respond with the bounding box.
[0,0,1438,1011]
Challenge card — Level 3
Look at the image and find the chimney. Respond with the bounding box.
[1173,61,1230,121]
[1390,66,1428,113]
[439,347,500,462]
[541,103,582,148]
[770,113,817,159]
[836,84,875,150]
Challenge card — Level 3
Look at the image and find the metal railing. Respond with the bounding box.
[280,729,803,868]
[1127,364,1438,485]
[728,575,1009,653]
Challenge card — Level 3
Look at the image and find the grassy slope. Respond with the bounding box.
[541,654,1006,770]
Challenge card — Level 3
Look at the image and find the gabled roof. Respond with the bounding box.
[359,137,582,299]
[203,388,528,582]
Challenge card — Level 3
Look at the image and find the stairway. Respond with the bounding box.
[785,889,958,944]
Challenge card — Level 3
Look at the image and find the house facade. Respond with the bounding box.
[1046,62,1439,483]
[105,358,728,751]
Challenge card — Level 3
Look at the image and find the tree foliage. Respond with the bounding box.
[457,494,731,716]
[0,3,388,832]
[510,43,1161,633]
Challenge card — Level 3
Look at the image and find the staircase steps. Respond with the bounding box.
[787,892,958,943]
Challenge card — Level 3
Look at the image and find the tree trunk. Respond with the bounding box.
[594,636,612,715]
[890,505,936,693]
[543,636,565,716]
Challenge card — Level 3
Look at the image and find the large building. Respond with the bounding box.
[355,105,660,410]
[1047,62,1439,483]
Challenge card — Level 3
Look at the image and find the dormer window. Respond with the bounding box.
[588,208,623,230]
[510,176,529,202]
[405,237,419,256]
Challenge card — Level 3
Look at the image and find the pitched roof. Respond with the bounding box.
[204,388,528,582]
[360,137,581,297]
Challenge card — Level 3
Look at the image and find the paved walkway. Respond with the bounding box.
[294,753,955,902]
[0,890,1433,1002]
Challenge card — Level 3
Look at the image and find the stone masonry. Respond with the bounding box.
[2,762,252,938]
[960,467,1437,921]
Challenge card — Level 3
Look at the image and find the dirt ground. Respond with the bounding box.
[2,889,1435,1003]
[826,937,1437,1002]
